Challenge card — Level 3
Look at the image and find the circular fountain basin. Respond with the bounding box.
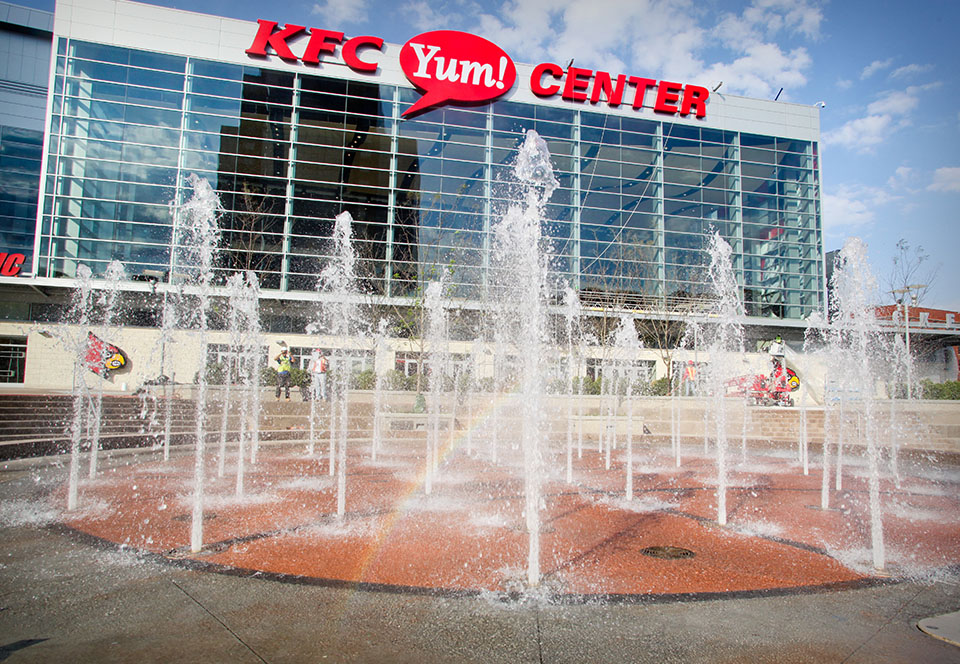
[61,440,960,601]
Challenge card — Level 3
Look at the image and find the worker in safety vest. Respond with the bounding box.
[309,349,328,401]
[682,361,697,396]
[275,348,293,400]
[768,334,785,359]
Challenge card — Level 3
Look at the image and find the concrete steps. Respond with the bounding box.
[0,393,200,459]
[0,392,956,460]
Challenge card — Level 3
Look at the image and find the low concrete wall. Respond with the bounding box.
[245,391,960,455]
[552,396,960,454]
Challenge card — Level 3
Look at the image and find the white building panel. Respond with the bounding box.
[53,0,820,141]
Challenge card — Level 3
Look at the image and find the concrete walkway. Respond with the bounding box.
[2,457,959,663]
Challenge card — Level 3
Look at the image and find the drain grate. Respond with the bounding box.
[171,513,217,522]
[640,546,695,559]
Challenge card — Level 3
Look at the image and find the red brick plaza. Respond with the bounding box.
[62,438,960,600]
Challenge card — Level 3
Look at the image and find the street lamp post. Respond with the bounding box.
[891,283,927,399]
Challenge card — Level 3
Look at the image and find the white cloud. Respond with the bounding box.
[475,0,701,77]
[313,0,369,25]
[741,0,823,39]
[824,83,941,152]
[822,183,896,233]
[836,78,852,90]
[890,63,933,79]
[928,167,960,193]
[694,0,820,96]
[697,44,811,99]
[822,114,896,152]
[867,83,940,115]
[408,0,821,98]
[822,189,874,231]
[861,58,894,80]
[886,166,914,189]
[718,0,822,47]
[866,90,917,116]
[403,0,442,31]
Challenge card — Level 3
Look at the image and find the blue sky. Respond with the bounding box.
[21,0,960,310]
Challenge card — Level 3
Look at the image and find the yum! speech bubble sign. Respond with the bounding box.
[399,31,516,117]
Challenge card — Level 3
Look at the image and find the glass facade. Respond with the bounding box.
[38,39,823,319]
[0,124,43,266]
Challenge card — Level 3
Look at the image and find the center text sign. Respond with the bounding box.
[246,21,709,119]
[398,31,516,117]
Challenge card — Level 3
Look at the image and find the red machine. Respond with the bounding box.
[726,360,800,407]
[84,332,128,378]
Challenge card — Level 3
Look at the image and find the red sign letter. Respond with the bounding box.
[628,76,656,109]
[680,85,709,118]
[302,29,344,65]
[531,62,563,97]
[654,80,683,114]
[342,35,384,72]
[0,253,25,276]
[590,71,627,106]
[562,67,592,102]
[245,20,306,62]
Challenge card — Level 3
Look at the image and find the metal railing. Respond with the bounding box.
[0,338,27,383]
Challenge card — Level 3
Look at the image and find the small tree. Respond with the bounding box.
[219,182,283,285]
[376,258,460,397]
[575,234,702,389]
[386,284,431,396]
[884,239,938,306]
[634,306,690,389]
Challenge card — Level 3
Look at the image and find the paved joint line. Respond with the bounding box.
[839,585,928,663]
[170,578,269,664]
[535,606,544,664]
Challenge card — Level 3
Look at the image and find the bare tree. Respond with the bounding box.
[634,306,689,388]
[577,228,660,346]
[575,233,705,387]
[884,238,939,306]
[361,200,464,397]
[385,284,431,395]
[220,182,283,280]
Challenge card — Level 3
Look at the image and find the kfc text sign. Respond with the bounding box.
[245,20,384,72]
[398,31,516,117]
[246,21,708,119]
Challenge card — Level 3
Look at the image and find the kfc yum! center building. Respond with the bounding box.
[8,0,824,390]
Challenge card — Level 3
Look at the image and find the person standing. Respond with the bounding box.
[682,361,697,396]
[309,349,328,401]
[275,348,293,400]
[768,334,785,359]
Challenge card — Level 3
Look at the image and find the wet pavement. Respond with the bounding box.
[1,448,959,663]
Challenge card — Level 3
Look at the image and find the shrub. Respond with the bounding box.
[574,376,601,395]
[259,366,308,387]
[920,380,960,400]
[385,369,417,391]
[476,377,495,392]
[887,381,909,399]
[646,376,671,396]
[546,378,567,394]
[414,393,427,412]
[260,366,277,386]
[290,367,309,387]
[199,361,226,385]
[352,369,376,390]
[443,371,473,394]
